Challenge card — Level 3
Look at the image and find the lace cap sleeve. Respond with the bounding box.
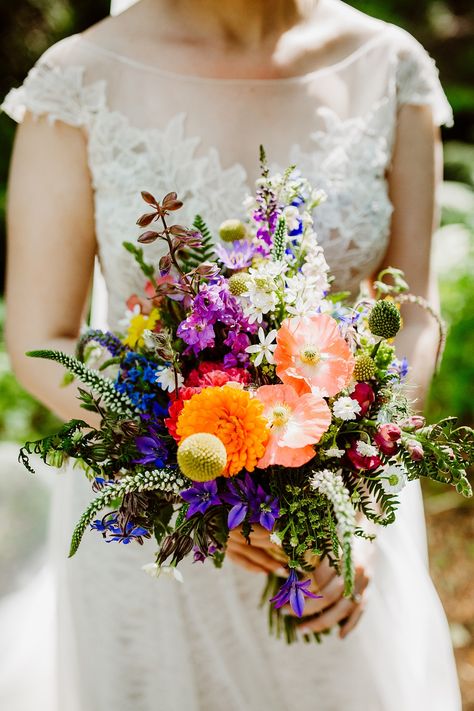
[395,31,453,127]
[1,36,105,127]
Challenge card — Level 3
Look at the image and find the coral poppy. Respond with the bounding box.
[274,314,354,397]
[256,384,331,468]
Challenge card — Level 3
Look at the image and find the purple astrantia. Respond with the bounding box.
[221,473,280,531]
[134,425,169,468]
[215,239,258,270]
[180,480,221,518]
[270,569,322,618]
[91,513,150,545]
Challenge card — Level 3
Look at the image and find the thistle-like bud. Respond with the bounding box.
[177,433,227,481]
[228,272,251,296]
[368,300,401,339]
[219,219,247,242]
[353,354,377,381]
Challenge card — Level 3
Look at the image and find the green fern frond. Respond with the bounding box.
[180,214,216,271]
[19,419,90,474]
[122,241,157,285]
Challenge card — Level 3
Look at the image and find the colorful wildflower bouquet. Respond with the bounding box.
[21,150,473,643]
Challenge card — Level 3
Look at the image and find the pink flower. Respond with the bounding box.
[374,424,402,455]
[406,439,424,461]
[400,415,426,431]
[274,314,354,397]
[256,384,331,468]
[347,440,381,471]
[349,382,375,418]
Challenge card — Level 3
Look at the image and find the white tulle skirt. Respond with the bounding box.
[0,460,461,711]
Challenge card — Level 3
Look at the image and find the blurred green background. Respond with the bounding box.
[0,0,473,706]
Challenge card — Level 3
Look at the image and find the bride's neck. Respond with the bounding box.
[157,0,317,49]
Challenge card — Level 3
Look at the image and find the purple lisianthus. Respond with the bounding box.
[270,569,322,618]
[180,480,221,518]
[215,239,258,270]
[221,474,280,531]
[134,425,169,467]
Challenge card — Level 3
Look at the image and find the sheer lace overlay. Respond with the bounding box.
[2,26,452,327]
[1,23,460,711]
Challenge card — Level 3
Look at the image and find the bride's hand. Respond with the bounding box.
[290,561,370,640]
[226,525,287,575]
[227,524,371,638]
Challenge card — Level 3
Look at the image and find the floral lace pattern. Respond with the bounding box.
[1,35,452,327]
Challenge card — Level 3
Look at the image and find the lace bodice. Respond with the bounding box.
[2,25,452,328]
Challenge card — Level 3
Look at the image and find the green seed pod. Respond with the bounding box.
[368,300,401,339]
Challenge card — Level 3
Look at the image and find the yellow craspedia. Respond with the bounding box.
[177,433,227,482]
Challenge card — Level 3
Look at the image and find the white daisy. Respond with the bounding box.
[356,440,378,458]
[332,396,361,421]
[380,464,408,495]
[155,366,184,393]
[245,327,278,366]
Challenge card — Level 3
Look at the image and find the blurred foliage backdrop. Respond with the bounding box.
[0,0,472,438]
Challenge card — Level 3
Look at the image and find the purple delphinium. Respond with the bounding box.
[180,480,221,518]
[91,513,150,545]
[215,240,258,271]
[133,424,169,468]
[221,474,280,531]
[270,569,322,618]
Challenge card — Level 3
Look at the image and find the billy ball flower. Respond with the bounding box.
[176,386,270,476]
[353,354,377,381]
[368,300,401,339]
[177,433,227,482]
[228,272,251,296]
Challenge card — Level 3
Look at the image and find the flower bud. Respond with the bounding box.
[374,423,402,455]
[349,382,375,417]
[406,439,424,461]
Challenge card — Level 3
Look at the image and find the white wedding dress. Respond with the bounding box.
[1,16,462,711]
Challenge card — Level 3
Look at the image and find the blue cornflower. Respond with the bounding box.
[180,480,221,517]
[221,474,280,531]
[270,569,322,617]
[388,357,409,380]
[91,513,150,544]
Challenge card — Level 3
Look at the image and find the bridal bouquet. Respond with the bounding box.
[21,150,473,643]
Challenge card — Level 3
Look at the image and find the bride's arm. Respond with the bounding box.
[6,113,98,424]
[382,103,444,409]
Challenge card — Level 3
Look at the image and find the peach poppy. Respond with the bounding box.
[256,384,331,468]
[274,314,354,397]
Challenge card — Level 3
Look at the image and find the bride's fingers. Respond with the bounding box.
[227,540,283,574]
[339,600,366,639]
[311,560,338,589]
[226,549,266,574]
[299,596,357,634]
[284,573,345,617]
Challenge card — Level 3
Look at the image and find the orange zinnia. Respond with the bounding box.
[274,314,354,397]
[176,386,270,477]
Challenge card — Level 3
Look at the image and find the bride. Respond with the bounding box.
[2,0,461,709]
